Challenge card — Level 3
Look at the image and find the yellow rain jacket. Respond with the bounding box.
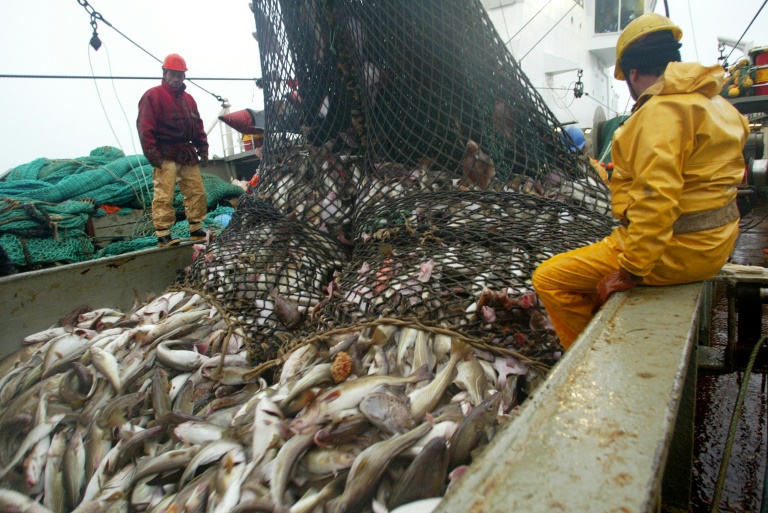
[611,62,748,279]
[533,62,749,348]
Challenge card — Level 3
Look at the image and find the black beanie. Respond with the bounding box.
[620,31,682,74]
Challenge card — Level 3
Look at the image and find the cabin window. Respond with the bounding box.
[595,0,643,33]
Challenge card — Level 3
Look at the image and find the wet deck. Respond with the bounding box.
[690,200,768,513]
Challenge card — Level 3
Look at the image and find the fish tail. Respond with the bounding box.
[451,339,473,360]
[408,364,434,383]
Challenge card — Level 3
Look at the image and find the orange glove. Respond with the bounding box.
[596,268,642,305]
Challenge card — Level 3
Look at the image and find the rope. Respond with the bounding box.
[241,316,553,382]
[710,335,767,513]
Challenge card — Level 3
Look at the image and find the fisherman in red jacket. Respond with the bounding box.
[137,53,209,247]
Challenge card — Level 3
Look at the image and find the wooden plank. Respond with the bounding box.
[90,210,148,239]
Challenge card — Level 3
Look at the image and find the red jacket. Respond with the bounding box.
[137,80,208,164]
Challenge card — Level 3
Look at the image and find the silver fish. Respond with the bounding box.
[179,439,244,489]
[289,474,345,513]
[396,328,418,373]
[43,431,67,513]
[454,358,487,406]
[411,330,435,374]
[141,309,208,345]
[300,444,359,478]
[23,326,70,345]
[278,363,333,408]
[90,346,122,394]
[0,488,56,513]
[448,391,502,467]
[0,413,64,481]
[42,333,90,377]
[408,340,471,420]
[85,423,111,483]
[156,340,209,372]
[174,421,226,445]
[210,457,254,513]
[328,422,431,513]
[279,344,319,385]
[270,429,317,510]
[292,365,432,432]
[388,437,449,509]
[251,396,285,465]
[63,426,86,510]
[133,446,200,483]
[81,440,123,505]
[23,433,50,490]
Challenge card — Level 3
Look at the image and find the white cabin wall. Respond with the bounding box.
[482,0,650,133]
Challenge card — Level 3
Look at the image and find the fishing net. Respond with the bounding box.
[176,197,349,363]
[179,0,616,364]
[0,232,94,266]
[0,147,245,267]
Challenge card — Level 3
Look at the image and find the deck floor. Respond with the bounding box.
[690,200,768,513]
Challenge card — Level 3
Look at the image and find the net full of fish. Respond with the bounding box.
[0,289,547,513]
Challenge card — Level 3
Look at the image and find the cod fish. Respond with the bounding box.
[388,437,449,509]
[292,365,432,432]
[449,391,502,467]
[327,422,431,513]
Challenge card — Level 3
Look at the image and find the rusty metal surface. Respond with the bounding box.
[438,283,703,513]
[0,243,193,358]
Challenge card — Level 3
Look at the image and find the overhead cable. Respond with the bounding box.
[0,74,260,81]
[725,0,767,63]
[518,1,580,63]
[504,0,555,45]
[75,0,231,103]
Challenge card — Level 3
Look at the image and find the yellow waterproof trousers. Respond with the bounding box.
[532,224,738,349]
[152,159,208,237]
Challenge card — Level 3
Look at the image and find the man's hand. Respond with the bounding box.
[150,157,163,169]
[199,154,209,168]
[596,268,641,305]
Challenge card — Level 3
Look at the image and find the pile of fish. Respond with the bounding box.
[257,142,362,244]
[0,289,546,513]
[254,139,611,253]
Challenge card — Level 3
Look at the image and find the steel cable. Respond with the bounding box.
[710,335,768,513]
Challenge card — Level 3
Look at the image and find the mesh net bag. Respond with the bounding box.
[178,0,616,365]
[176,197,349,363]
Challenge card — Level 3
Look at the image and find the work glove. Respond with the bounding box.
[199,154,209,168]
[149,157,163,169]
[596,268,642,305]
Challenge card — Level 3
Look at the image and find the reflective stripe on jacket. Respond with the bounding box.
[137,80,209,165]
[609,62,749,278]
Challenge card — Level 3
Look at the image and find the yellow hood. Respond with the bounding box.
[638,62,726,104]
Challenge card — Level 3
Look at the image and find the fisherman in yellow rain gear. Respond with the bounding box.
[532,13,749,349]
